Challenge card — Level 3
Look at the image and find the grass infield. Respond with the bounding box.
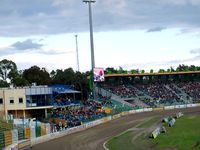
[106,115,200,150]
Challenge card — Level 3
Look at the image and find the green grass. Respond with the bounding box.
[153,115,200,150]
[106,114,200,150]
[106,131,135,150]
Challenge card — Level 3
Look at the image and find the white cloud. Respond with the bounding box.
[0,39,69,56]
[159,0,200,6]
[190,48,200,54]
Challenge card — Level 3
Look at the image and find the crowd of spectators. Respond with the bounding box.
[101,81,200,106]
[136,83,180,101]
[97,94,113,106]
[50,100,107,131]
[168,83,182,95]
[103,85,140,98]
[53,95,79,106]
[177,81,200,102]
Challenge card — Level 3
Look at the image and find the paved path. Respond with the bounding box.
[32,107,200,150]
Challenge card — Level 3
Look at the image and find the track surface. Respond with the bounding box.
[32,107,200,150]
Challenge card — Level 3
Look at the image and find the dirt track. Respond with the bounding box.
[32,107,200,150]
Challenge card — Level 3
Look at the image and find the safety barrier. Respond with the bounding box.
[18,139,31,150]
[112,114,121,119]
[164,105,175,110]
[135,109,144,113]
[129,110,136,114]
[153,107,163,111]
[121,111,129,116]
[143,108,153,112]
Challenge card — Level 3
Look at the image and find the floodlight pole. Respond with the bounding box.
[75,34,80,72]
[83,0,96,99]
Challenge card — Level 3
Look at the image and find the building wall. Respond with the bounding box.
[0,90,5,113]
[0,111,4,117]
[4,88,26,111]
[0,86,52,119]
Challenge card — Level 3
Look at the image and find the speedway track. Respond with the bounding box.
[32,107,200,150]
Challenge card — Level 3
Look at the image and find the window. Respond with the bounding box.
[0,98,3,104]
[10,98,14,104]
[19,98,23,104]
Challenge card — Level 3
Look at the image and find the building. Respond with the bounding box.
[0,85,53,119]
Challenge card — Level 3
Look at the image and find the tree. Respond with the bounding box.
[131,69,139,74]
[167,69,171,72]
[170,67,175,72]
[0,80,9,87]
[105,67,117,74]
[23,66,51,85]
[141,70,145,74]
[51,68,75,85]
[176,64,189,72]
[150,69,154,73]
[0,59,17,81]
[9,70,29,87]
[158,69,165,73]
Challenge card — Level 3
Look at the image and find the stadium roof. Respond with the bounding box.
[50,85,81,94]
[104,71,200,78]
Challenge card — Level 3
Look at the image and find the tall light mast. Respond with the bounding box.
[75,34,80,72]
[83,0,96,99]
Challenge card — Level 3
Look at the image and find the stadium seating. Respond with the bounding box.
[100,81,200,107]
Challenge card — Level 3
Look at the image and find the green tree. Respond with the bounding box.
[51,68,75,85]
[131,69,139,74]
[105,67,117,74]
[141,70,145,74]
[158,69,165,73]
[0,59,17,81]
[0,80,9,87]
[170,67,175,72]
[167,68,171,72]
[23,66,51,85]
[9,70,29,86]
[176,64,189,72]
[118,67,127,74]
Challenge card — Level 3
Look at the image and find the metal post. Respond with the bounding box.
[83,0,96,99]
[75,35,80,72]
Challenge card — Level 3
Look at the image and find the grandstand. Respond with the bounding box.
[96,71,200,108]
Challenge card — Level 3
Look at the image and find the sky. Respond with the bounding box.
[0,0,200,72]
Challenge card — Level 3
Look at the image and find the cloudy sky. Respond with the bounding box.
[0,0,200,72]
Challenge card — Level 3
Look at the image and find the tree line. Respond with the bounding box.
[104,64,200,74]
[0,59,90,99]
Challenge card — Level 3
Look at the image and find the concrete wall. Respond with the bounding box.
[0,90,4,112]
[4,88,26,111]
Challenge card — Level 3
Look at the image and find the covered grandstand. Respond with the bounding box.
[96,71,200,108]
